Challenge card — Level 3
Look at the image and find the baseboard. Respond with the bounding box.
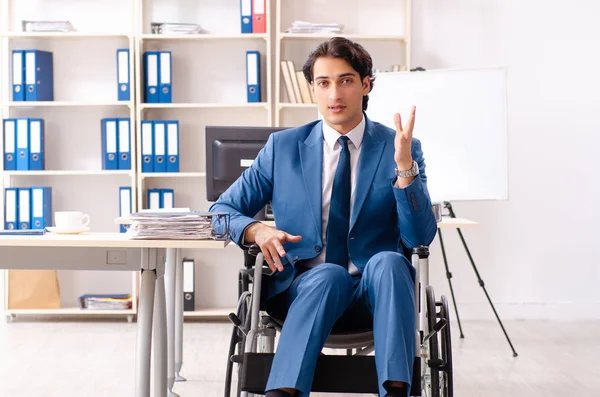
[446,302,600,321]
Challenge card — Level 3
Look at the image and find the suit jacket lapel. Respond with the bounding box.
[299,122,324,239]
[351,117,385,230]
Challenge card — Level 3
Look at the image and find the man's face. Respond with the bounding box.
[311,56,370,134]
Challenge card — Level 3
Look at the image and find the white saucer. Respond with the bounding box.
[46,226,90,235]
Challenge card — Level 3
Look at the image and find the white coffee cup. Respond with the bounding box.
[54,211,90,229]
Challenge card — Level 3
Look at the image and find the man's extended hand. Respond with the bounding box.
[244,223,302,273]
[393,105,416,171]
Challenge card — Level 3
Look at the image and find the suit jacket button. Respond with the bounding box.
[315,245,322,253]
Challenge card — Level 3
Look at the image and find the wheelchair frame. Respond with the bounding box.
[225,246,453,397]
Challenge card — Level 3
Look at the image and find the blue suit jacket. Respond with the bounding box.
[210,115,438,303]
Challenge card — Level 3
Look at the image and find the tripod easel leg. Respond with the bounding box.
[455,226,518,357]
[444,201,519,357]
[437,228,465,338]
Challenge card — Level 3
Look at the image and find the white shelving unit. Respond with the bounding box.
[279,33,408,40]
[3,170,134,176]
[6,32,132,39]
[6,101,131,107]
[139,33,268,41]
[0,0,413,321]
[0,0,138,320]
[274,0,412,127]
[134,0,272,211]
[140,172,206,179]
[133,0,271,318]
[140,102,268,110]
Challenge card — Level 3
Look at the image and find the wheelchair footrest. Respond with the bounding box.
[240,353,380,394]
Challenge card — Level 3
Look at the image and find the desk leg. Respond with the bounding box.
[174,248,186,382]
[165,248,179,397]
[135,250,158,397]
[153,248,168,397]
[437,228,465,338]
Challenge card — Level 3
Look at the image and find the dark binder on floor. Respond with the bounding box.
[183,258,195,312]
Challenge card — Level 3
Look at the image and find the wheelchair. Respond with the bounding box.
[224,244,454,397]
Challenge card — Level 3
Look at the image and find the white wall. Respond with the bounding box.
[412,0,600,320]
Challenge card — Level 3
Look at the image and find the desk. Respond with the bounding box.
[436,217,479,228]
[0,232,228,397]
[115,217,204,396]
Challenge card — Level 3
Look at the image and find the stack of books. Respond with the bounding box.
[280,60,315,104]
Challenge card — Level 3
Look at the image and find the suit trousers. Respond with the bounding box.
[264,251,416,397]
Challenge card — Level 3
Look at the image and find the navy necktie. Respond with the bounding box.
[326,136,351,267]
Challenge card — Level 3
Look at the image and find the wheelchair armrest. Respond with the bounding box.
[243,244,263,270]
[248,243,262,257]
[412,245,430,259]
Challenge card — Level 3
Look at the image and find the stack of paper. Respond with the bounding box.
[22,20,75,32]
[125,211,229,240]
[151,22,205,35]
[285,21,344,34]
[79,294,132,310]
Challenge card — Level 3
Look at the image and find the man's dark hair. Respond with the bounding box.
[302,37,375,111]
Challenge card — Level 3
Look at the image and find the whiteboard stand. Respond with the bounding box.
[437,201,518,358]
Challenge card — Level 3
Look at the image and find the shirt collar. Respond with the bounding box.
[322,114,365,150]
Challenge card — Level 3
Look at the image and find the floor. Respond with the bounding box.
[0,317,598,397]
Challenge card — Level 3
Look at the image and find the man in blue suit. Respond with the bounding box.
[210,37,437,397]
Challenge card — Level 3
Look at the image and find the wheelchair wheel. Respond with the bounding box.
[426,286,453,397]
[236,295,253,397]
[440,295,454,397]
[425,286,440,396]
[225,292,251,397]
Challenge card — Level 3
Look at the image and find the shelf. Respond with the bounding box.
[141,33,267,41]
[4,32,132,39]
[140,102,268,110]
[5,307,230,318]
[279,103,318,109]
[279,33,407,41]
[3,170,134,177]
[141,172,206,179]
[5,308,135,315]
[6,101,132,108]
[183,308,235,318]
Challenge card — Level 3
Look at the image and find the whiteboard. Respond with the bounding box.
[365,67,508,202]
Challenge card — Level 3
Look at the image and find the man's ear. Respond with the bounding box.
[362,76,371,95]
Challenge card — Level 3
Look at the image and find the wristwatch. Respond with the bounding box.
[395,160,419,178]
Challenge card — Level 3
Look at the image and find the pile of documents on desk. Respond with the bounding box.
[285,21,344,34]
[125,211,228,240]
[79,294,132,310]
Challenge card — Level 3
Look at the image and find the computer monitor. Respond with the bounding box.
[205,125,287,203]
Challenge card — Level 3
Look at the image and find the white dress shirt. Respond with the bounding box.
[302,115,365,275]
